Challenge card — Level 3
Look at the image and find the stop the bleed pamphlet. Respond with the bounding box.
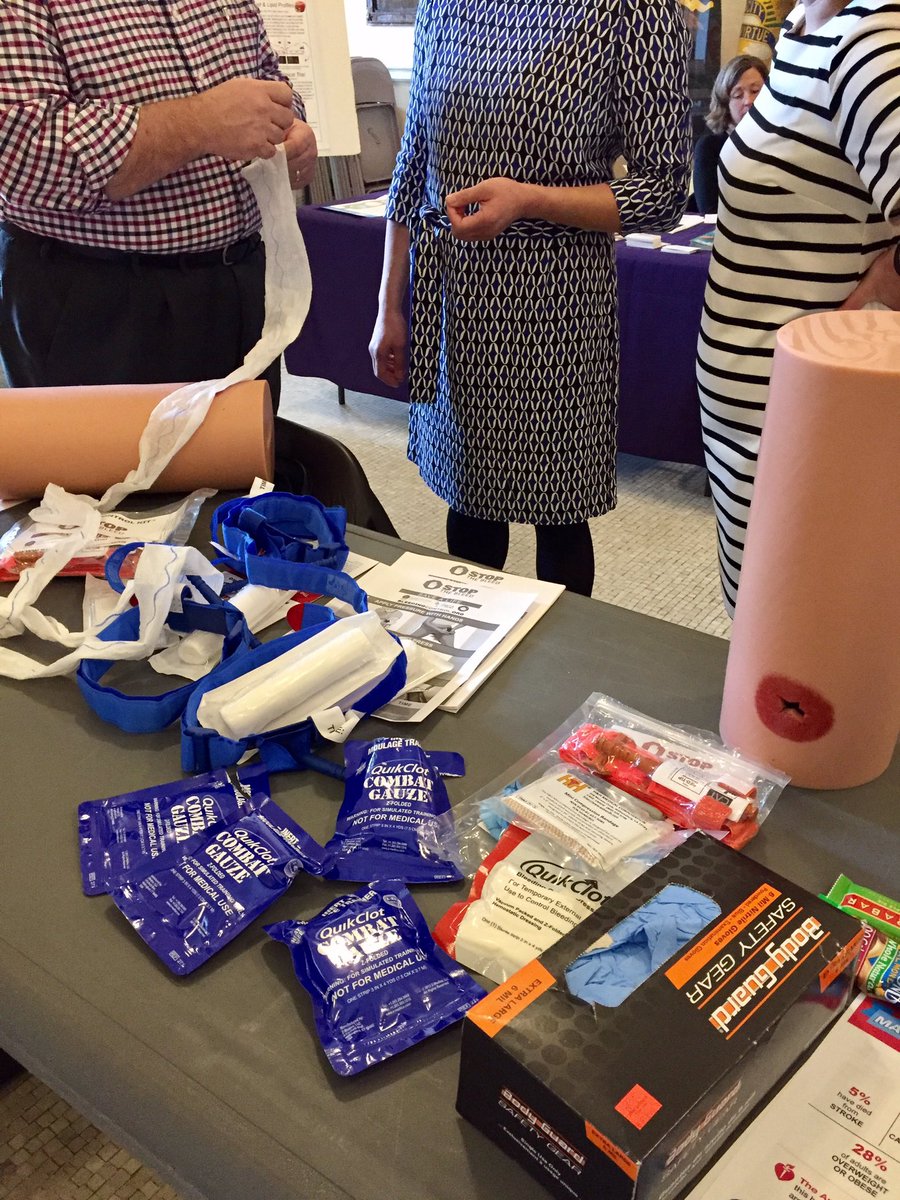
[357,553,540,722]
[687,994,900,1199]
[355,552,560,719]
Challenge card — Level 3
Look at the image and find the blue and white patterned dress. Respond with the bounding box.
[385,0,692,526]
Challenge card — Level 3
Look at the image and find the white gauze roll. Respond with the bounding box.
[198,611,401,739]
[150,584,294,679]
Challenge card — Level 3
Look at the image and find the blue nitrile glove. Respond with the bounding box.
[564,885,720,1007]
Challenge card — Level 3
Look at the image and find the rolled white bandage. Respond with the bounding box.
[150,584,294,679]
[217,628,369,737]
[197,611,402,739]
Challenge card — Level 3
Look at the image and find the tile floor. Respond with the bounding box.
[0,1073,180,1200]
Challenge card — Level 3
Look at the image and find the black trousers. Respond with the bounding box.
[0,225,281,406]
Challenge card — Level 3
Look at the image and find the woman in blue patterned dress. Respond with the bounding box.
[369,1,692,595]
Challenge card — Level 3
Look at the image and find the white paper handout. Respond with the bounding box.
[669,213,706,233]
[327,196,389,219]
[686,994,900,1200]
[358,554,537,723]
[412,556,566,712]
[257,0,359,157]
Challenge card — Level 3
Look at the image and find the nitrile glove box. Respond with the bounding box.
[456,836,863,1200]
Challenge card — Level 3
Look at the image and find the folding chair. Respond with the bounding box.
[273,417,399,537]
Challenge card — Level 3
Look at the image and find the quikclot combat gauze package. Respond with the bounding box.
[321,736,464,883]
[111,795,325,975]
[78,763,270,895]
[266,881,486,1075]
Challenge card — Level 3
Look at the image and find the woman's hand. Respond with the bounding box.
[369,307,409,387]
[840,245,900,310]
[445,178,531,240]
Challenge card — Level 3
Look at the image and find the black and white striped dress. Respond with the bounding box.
[697,0,900,615]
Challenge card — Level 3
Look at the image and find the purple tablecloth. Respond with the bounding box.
[285,204,712,467]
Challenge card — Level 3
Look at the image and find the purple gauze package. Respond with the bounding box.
[321,737,464,883]
[78,764,270,896]
[265,881,486,1076]
[111,796,326,975]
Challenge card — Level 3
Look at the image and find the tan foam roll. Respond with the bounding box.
[0,380,274,498]
[720,311,900,789]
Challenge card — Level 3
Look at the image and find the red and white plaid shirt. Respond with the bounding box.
[0,0,304,253]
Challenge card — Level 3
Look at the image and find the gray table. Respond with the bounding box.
[1,526,897,1200]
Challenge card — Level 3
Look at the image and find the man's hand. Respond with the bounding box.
[369,307,408,387]
[285,119,317,189]
[840,245,900,311]
[445,178,530,240]
[192,78,295,161]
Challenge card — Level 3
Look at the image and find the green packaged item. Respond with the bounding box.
[820,873,900,941]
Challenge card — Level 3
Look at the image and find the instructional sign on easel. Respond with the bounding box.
[258,0,360,156]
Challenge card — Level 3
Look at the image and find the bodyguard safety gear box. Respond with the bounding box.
[456,835,863,1200]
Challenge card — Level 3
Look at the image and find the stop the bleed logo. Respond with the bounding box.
[709,916,826,1034]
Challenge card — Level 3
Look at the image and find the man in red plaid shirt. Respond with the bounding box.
[0,0,316,405]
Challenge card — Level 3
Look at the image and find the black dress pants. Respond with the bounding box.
[0,224,281,406]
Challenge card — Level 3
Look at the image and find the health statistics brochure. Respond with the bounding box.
[687,994,900,1200]
[257,0,359,157]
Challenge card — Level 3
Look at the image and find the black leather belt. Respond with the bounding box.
[0,221,261,268]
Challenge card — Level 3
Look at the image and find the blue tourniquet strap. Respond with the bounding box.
[76,573,256,734]
[77,497,404,768]
[104,542,142,592]
[210,493,369,613]
[212,493,346,568]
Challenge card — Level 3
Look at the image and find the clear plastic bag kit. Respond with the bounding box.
[445,693,788,874]
[0,489,210,580]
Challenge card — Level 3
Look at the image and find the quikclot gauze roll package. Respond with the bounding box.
[266,881,486,1076]
[78,763,270,895]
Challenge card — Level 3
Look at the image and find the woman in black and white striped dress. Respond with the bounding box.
[697,0,900,616]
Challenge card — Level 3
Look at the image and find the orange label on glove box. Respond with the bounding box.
[467,961,556,1038]
[615,1084,663,1130]
[584,1121,639,1180]
[665,883,782,988]
[819,928,865,992]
